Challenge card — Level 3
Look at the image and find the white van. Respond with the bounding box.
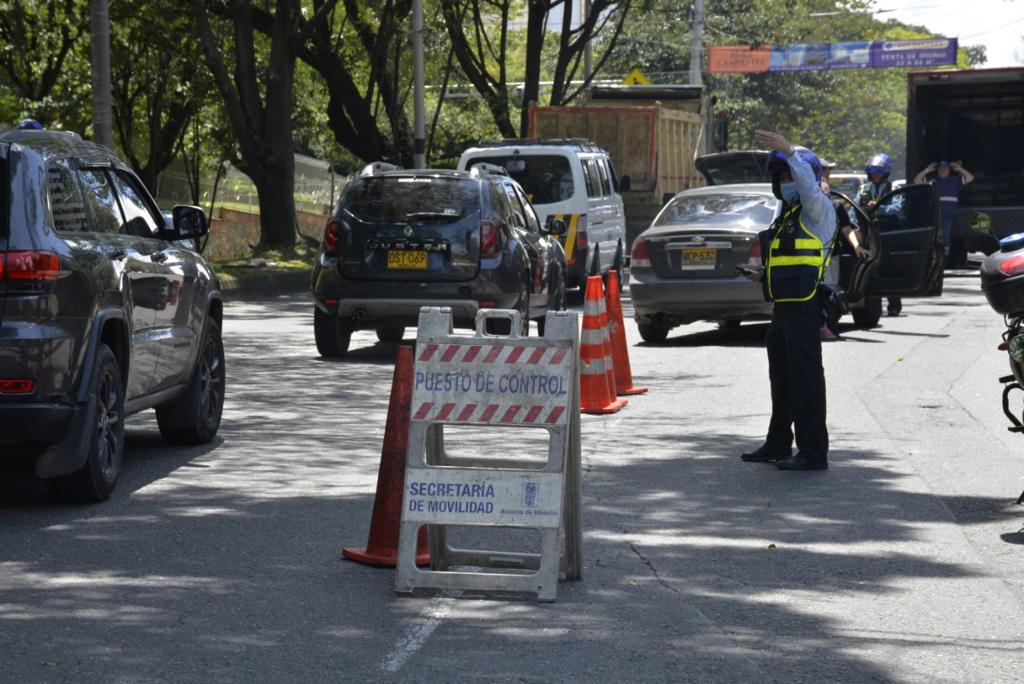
[458,139,630,290]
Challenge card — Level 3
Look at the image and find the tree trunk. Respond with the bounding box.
[252,158,297,248]
[520,0,548,137]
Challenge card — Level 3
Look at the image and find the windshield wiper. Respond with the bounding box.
[405,211,461,221]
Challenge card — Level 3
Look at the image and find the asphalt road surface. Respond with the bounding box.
[3,272,1024,682]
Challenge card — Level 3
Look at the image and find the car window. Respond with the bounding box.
[597,159,612,196]
[465,154,573,205]
[512,185,543,233]
[111,170,161,237]
[873,187,930,233]
[45,159,89,232]
[583,159,601,198]
[655,193,778,227]
[78,169,124,234]
[343,176,480,223]
[489,182,512,221]
[607,160,621,193]
[501,183,527,229]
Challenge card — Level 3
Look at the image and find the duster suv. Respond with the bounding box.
[0,129,224,502]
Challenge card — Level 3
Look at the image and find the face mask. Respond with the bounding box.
[780,182,799,203]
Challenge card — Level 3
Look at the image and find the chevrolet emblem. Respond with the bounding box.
[690,236,705,244]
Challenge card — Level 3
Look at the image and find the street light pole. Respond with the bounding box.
[412,0,426,169]
[688,0,704,86]
[90,0,112,149]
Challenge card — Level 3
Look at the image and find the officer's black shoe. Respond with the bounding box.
[741,445,790,463]
[775,451,828,470]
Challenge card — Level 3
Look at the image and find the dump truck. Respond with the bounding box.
[906,68,1024,260]
[528,85,709,246]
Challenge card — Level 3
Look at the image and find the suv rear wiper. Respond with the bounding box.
[405,211,461,221]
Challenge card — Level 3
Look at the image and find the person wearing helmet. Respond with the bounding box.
[740,130,836,471]
[913,160,974,267]
[859,153,902,315]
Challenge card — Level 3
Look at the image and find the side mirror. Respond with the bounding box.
[619,175,632,193]
[547,218,568,236]
[165,205,209,241]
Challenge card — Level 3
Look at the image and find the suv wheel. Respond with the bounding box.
[637,319,670,344]
[156,319,225,445]
[314,307,352,357]
[47,343,125,503]
[376,324,405,344]
[852,296,882,329]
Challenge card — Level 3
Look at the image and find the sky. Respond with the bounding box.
[873,0,1024,67]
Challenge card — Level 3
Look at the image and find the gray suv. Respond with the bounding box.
[0,130,224,502]
[311,164,568,356]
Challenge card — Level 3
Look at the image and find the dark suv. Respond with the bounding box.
[311,164,568,356]
[0,130,225,502]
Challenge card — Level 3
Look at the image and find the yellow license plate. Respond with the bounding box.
[387,250,428,269]
[681,247,716,269]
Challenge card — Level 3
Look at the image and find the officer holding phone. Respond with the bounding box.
[739,130,836,471]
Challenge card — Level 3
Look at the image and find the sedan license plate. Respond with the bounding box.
[681,247,716,270]
[387,250,428,269]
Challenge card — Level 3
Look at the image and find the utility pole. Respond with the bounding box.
[412,0,426,169]
[688,0,704,86]
[89,0,112,149]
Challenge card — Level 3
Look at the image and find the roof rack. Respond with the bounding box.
[473,138,605,153]
[467,162,508,178]
[357,161,401,177]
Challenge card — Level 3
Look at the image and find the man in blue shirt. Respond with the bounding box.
[741,130,836,471]
[913,160,974,266]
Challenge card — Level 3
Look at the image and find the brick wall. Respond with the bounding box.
[202,207,330,262]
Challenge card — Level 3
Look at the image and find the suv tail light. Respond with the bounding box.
[0,379,35,394]
[0,251,60,283]
[322,218,342,256]
[480,219,500,259]
[630,238,652,269]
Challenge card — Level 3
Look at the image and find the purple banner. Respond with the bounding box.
[869,38,959,68]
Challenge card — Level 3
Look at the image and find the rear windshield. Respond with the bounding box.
[341,176,480,223]
[466,155,573,205]
[655,193,777,228]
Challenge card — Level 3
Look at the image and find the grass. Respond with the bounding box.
[213,244,318,294]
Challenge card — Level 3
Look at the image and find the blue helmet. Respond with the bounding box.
[766,146,823,200]
[16,118,42,130]
[865,153,891,178]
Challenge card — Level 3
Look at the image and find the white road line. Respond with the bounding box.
[381,592,460,674]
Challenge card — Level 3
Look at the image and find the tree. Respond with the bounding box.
[192,0,332,248]
[110,0,204,191]
[440,0,631,137]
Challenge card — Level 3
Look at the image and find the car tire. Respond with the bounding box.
[852,296,882,329]
[638,319,670,344]
[314,307,351,357]
[156,319,226,446]
[47,343,125,503]
[537,271,567,337]
[376,324,405,344]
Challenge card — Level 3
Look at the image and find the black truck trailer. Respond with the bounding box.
[906,68,1024,260]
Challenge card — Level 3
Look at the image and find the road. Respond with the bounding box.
[3,273,1024,682]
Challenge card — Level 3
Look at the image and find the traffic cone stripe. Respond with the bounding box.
[581,328,610,345]
[604,270,649,396]
[581,356,612,374]
[583,300,607,316]
[579,275,628,415]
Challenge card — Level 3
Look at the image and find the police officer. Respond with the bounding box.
[741,130,836,471]
[913,160,974,266]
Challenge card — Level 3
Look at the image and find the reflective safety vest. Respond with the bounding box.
[765,203,831,303]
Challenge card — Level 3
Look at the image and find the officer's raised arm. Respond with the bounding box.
[754,130,830,224]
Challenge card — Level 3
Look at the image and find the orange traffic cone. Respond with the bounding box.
[605,270,648,396]
[580,275,628,415]
[343,345,430,567]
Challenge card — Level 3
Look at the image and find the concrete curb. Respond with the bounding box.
[217,268,312,301]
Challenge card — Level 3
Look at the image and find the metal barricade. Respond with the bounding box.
[395,307,583,602]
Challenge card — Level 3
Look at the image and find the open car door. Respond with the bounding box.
[865,183,944,297]
[832,191,880,305]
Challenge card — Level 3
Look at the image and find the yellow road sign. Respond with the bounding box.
[622,68,651,85]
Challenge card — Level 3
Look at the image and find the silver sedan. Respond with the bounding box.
[629,184,779,342]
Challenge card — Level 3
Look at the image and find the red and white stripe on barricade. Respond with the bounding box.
[411,341,574,427]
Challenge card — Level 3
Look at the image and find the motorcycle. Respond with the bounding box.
[980,233,1024,502]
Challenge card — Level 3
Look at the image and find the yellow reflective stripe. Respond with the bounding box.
[772,256,823,267]
[560,214,578,262]
[793,238,820,249]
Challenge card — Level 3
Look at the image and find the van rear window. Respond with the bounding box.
[468,155,573,205]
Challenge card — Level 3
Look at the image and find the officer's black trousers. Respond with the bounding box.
[765,295,829,459]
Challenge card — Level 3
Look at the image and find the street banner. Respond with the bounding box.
[707,38,958,74]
